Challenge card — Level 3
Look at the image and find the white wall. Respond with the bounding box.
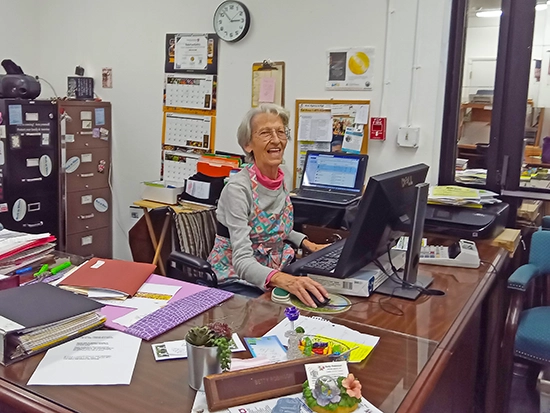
[3,0,451,260]
[0,0,40,74]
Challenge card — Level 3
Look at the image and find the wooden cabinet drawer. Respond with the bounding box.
[66,188,111,235]
[66,227,112,258]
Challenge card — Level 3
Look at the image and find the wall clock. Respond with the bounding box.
[213,1,250,43]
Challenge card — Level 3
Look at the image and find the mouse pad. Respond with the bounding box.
[290,293,352,314]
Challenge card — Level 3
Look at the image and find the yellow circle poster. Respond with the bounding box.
[348,52,370,75]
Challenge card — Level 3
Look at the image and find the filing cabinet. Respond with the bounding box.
[0,99,61,238]
[0,99,112,259]
[59,101,112,258]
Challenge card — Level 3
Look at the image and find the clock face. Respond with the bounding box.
[213,1,250,43]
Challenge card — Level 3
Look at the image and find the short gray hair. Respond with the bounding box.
[237,104,290,162]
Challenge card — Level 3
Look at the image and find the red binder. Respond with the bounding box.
[60,258,155,297]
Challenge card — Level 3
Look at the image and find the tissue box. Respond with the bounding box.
[141,181,184,205]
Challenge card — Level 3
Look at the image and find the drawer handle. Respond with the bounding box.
[78,213,95,220]
[21,177,43,182]
[79,173,95,178]
[23,221,44,228]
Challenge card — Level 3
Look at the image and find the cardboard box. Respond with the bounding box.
[141,181,184,205]
[308,250,406,297]
[491,228,521,255]
[518,200,542,222]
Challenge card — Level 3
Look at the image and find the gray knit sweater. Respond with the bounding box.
[215,168,306,287]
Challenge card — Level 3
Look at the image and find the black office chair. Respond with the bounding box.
[166,208,264,298]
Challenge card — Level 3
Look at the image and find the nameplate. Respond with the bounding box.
[204,356,329,411]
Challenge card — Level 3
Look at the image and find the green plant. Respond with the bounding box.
[185,322,233,372]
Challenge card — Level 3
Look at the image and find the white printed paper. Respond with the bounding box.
[354,105,370,124]
[305,361,349,390]
[80,111,92,120]
[28,331,141,385]
[25,112,39,122]
[185,180,210,200]
[298,112,332,142]
[152,333,246,361]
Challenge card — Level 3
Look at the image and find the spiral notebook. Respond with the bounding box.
[263,315,379,363]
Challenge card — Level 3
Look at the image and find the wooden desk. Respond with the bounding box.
[132,200,212,275]
[524,155,550,169]
[0,245,510,413]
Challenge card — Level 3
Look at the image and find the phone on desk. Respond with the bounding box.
[419,239,480,268]
[395,237,480,269]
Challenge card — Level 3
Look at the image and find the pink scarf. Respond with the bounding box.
[252,164,284,190]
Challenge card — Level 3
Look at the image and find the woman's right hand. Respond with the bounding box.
[268,272,329,308]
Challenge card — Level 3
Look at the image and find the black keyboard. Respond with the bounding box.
[303,245,344,272]
[297,190,354,203]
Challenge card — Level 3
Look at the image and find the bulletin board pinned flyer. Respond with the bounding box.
[293,99,370,187]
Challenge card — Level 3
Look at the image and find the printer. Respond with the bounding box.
[424,202,509,240]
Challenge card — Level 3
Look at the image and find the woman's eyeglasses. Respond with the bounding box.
[255,127,290,141]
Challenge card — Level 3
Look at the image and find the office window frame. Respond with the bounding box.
[439,0,536,192]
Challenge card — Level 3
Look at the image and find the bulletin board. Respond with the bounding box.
[293,99,370,187]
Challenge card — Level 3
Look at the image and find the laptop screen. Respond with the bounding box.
[301,152,366,193]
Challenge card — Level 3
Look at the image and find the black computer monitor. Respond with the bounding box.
[337,163,431,299]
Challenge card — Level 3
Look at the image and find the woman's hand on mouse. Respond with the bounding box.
[302,239,330,253]
[269,272,328,308]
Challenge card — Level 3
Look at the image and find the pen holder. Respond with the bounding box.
[186,342,221,391]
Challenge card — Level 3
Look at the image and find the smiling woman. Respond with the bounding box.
[206,104,331,308]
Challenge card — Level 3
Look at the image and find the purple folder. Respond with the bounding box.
[100,275,233,341]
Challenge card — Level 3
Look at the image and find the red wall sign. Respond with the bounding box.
[370,117,387,140]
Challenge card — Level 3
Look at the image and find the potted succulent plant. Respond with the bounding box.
[185,322,233,390]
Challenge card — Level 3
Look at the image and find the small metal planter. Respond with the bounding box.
[186,341,221,391]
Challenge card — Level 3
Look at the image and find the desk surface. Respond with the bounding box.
[0,244,508,413]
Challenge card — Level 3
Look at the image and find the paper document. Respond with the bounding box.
[244,336,287,363]
[186,180,210,200]
[152,333,246,361]
[28,331,141,385]
[298,112,332,142]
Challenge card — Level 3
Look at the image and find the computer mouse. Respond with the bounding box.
[308,291,331,307]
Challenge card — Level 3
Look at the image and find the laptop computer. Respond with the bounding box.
[292,151,368,206]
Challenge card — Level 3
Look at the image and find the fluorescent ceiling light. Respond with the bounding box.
[536,3,548,10]
[476,9,502,18]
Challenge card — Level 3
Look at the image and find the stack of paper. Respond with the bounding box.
[0,229,56,274]
[456,158,468,171]
[428,185,501,209]
[455,168,487,184]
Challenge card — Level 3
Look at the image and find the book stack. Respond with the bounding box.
[0,283,105,365]
[0,229,57,275]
